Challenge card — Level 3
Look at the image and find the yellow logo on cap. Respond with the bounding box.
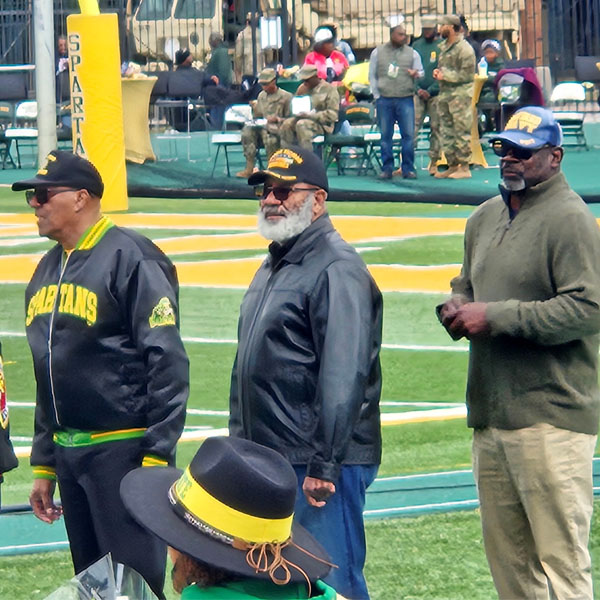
[37,152,57,176]
[505,111,542,133]
[267,148,303,170]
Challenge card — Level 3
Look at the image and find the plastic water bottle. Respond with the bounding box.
[478,56,488,77]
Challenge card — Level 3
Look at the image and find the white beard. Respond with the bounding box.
[257,193,314,243]
[501,176,526,192]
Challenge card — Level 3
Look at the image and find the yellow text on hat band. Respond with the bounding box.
[174,467,294,544]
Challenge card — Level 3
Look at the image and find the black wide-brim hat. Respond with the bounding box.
[120,437,331,583]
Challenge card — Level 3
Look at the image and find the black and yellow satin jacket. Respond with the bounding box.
[26,216,189,475]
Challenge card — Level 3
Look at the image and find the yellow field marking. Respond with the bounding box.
[0,213,465,290]
[154,216,468,255]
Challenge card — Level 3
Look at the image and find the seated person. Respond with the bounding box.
[170,49,217,132]
[280,65,339,151]
[236,68,293,178]
[478,39,505,131]
[479,39,505,102]
[304,27,349,84]
[120,436,337,599]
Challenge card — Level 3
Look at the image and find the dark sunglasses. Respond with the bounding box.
[258,186,319,201]
[25,189,50,206]
[25,187,78,206]
[492,141,552,160]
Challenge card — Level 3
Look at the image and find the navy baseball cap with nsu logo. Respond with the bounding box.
[490,106,563,150]
[248,145,329,192]
[11,150,104,198]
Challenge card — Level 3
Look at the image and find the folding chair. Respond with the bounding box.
[4,100,38,168]
[210,132,242,176]
[324,102,378,175]
[0,102,16,169]
[550,82,588,149]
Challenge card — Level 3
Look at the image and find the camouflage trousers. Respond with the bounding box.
[436,91,472,167]
[414,94,441,163]
[280,117,325,151]
[241,126,281,162]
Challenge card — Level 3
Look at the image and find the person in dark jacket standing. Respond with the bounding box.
[229,145,382,600]
[437,107,600,599]
[0,341,18,507]
[411,15,442,175]
[206,32,233,130]
[12,150,189,599]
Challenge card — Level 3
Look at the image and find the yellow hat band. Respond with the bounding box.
[171,467,294,544]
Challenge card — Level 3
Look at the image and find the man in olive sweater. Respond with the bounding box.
[438,106,600,600]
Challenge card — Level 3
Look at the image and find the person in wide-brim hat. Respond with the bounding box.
[120,436,337,599]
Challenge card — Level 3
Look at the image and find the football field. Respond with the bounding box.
[1,193,599,599]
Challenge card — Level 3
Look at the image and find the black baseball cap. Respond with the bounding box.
[248,145,329,192]
[12,150,104,198]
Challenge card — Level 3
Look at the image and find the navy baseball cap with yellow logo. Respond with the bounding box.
[490,106,563,150]
[248,145,329,192]
[12,150,104,198]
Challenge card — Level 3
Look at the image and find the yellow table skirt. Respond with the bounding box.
[122,77,157,164]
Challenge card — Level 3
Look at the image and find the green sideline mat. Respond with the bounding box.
[2,123,600,204]
[3,458,600,556]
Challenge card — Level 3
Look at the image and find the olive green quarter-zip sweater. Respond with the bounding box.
[449,172,600,434]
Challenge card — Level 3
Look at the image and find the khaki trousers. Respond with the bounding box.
[473,424,596,600]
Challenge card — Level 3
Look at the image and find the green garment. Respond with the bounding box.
[448,172,600,434]
[411,36,441,96]
[253,87,293,129]
[180,579,338,599]
[306,79,339,132]
[437,35,475,92]
[207,44,232,88]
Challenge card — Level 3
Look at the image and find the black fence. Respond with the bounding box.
[0,0,599,82]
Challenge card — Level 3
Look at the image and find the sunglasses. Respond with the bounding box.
[258,186,319,201]
[25,187,78,206]
[492,141,552,161]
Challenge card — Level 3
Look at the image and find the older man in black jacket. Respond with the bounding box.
[229,145,382,600]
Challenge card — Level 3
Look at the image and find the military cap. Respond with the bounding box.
[297,64,318,80]
[258,68,277,83]
[420,15,438,28]
[441,14,461,26]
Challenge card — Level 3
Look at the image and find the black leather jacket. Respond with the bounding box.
[229,215,382,483]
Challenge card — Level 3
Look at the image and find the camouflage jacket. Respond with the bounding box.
[253,87,292,133]
[438,35,476,93]
[298,80,340,133]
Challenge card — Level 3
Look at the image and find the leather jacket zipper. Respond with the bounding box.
[48,251,71,426]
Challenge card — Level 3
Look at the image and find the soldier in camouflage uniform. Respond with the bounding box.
[236,68,293,178]
[412,15,442,176]
[433,14,476,179]
[279,64,339,151]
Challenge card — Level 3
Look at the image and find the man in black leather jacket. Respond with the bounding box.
[229,145,382,600]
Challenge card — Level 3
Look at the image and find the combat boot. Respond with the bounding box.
[434,165,458,179]
[236,159,255,178]
[447,164,472,179]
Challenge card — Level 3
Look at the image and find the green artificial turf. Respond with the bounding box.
[5,503,600,600]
